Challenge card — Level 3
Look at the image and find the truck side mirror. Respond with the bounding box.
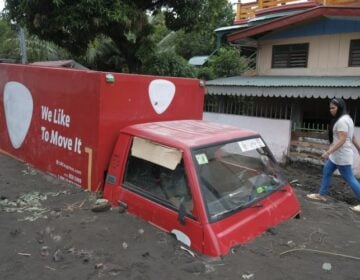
[177,199,187,225]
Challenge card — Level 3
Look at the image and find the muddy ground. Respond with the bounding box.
[0,153,359,280]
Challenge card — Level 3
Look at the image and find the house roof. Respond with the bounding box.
[205,76,360,99]
[228,6,360,42]
[30,60,88,70]
[206,76,360,87]
[188,56,209,66]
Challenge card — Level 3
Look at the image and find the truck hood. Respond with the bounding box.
[202,184,300,257]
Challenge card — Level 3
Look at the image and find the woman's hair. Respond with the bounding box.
[328,98,347,143]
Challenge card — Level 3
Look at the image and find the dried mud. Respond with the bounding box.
[0,154,359,280]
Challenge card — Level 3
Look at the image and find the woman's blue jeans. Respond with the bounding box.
[319,159,360,201]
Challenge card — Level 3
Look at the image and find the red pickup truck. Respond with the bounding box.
[0,63,300,257]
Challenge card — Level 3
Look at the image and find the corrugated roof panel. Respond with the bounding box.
[248,10,301,23]
[205,76,360,87]
[188,56,209,66]
[206,86,360,99]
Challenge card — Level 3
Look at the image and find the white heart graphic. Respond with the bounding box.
[3,81,33,149]
[149,79,176,114]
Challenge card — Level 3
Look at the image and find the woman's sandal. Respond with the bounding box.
[349,205,360,213]
[306,193,327,202]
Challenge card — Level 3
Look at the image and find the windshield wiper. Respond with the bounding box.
[228,189,244,197]
[211,209,232,219]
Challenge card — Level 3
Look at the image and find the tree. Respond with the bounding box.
[175,0,233,59]
[149,12,172,46]
[144,1,234,78]
[4,0,207,73]
[141,50,196,78]
[207,47,247,78]
[83,35,127,72]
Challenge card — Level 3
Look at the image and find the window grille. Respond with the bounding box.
[272,43,309,68]
[349,39,360,67]
[204,95,292,120]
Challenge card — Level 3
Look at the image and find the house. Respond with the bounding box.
[203,0,360,174]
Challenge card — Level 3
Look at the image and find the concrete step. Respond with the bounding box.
[291,130,328,141]
[287,152,324,166]
[289,133,329,167]
[290,139,328,154]
[290,145,325,156]
[298,137,329,145]
[291,139,328,149]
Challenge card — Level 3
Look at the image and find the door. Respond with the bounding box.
[119,137,204,253]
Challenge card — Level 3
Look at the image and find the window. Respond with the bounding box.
[123,138,193,213]
[349,39,360,67]
[272,43,309,68]
[194,138,286,222]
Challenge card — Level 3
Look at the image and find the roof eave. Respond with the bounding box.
[227,6,360,42]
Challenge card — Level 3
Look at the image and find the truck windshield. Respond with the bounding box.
[193,137,286,222]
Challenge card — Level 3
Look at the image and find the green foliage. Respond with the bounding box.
[82,36,126,72]
[156,31,177,53]
[141,50,196,78]
[161,0,204,32]
[4,0,217,73]
[175,30,215,60]
[4,0,236,75]
[26,37,69,62]
[163,0,233,33]
[196,66,215,81]
[195,0,234,32]
[148,1,235,78]
[208,47,247,78]
[0,19,18,60]
[3,0,243,79]
[150,12,171,45]
[175,0,233,59]
[0,18,69,62]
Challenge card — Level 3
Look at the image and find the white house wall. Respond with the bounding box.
[204,113,360,176]
[203,112,291,162]
[257,33,360,76]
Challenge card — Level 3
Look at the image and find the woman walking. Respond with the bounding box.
[307,98,360,213]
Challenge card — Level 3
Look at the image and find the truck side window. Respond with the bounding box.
[124,155,193,214]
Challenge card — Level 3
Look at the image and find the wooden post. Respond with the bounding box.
[258,0,264,9]
[236,2,241,21]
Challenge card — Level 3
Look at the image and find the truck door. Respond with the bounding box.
[119,137,203,253]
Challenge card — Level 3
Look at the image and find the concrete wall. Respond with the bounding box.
[257,33,360,76]
[203,112,291,162]
[204,112,360,177]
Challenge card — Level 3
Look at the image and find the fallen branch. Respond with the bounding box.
[17,252,31,257]
[64,199,86,211]
[280,248,360,261]
[78,199,86,208]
